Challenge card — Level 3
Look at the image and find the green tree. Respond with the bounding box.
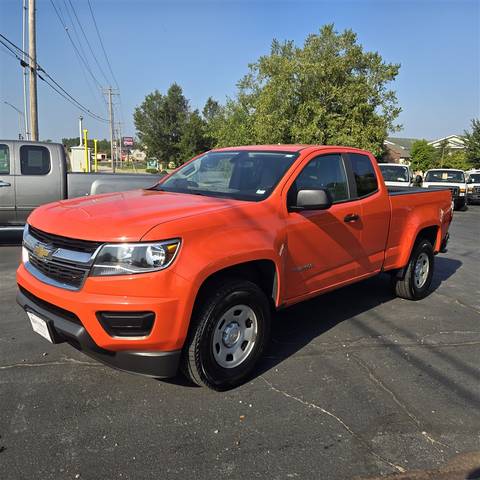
[438,139,450,168]
[62,137,111,153]
[211,24,401,156]
[442,150,470,170]
[463,118,480,168]
[134,83,189,164]
[179,109,210,159]
[202,97,224,148]
[410,140,437,172]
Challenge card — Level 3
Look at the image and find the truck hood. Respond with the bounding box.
[423,182,465,188]
[28,189,241,242]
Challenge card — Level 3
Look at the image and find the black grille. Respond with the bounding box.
[474,186,480,193]
[449,186,459,197]
[29,255,88,289]
[29,226,102,254]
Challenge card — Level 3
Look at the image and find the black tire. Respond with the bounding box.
[454,198,466,211]
[181,278,271,390]
[393,239,434,300]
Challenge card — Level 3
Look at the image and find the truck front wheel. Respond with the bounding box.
[181,279,271,390]
[393,239,434,300]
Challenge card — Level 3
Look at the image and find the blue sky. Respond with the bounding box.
[0,0,479,142]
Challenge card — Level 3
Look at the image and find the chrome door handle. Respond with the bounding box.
[344,213,360,223]
[0,180,11,187]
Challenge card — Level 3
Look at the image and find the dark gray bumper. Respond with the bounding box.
[16,287,181,378]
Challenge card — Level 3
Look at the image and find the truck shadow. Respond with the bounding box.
[252,255,462,380]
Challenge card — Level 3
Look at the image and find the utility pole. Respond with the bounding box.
[28,0,39,140]
[22,0,30,140]
[104,87,118,172]
[4,101,25,139]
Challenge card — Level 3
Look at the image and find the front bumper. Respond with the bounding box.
[17,287,181,378]
[467,192,480,202]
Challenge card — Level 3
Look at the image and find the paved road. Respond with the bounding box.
[1,208,479,480]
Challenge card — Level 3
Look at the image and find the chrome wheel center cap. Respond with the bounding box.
[222,322,241,348]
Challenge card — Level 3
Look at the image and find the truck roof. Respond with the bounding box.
[0,139,63,147]
[212,144,371,154]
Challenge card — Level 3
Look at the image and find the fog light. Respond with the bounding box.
[96,311,155,337]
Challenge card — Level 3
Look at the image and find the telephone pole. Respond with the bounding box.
[22,0,30,139]
[28,0,39,140]
[104,87,118,172]
[4,101,25,139]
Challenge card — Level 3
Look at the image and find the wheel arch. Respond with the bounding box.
[192,259,279,315]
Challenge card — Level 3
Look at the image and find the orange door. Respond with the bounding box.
[282,153,365,300]
[345,152,391,274]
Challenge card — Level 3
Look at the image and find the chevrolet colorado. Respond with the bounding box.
[17,145,452,390]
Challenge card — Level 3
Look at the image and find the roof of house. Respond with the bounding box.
[385,137,418,151]
[427,134,464,146]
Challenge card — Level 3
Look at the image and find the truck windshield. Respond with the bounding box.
[468,173,480,183]
[155,150,298,201]
[379,165,409,182]
[425,170,465,183]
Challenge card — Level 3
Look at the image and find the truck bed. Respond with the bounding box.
[387,185,450,196]
[67,172,164,198]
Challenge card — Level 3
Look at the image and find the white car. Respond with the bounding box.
[422,169,467,210]
[466,170,480,204]
[378,163,416,188]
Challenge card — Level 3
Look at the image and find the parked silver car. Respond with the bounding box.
[0,140,164,227]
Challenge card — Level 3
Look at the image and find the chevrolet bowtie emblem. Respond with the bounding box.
[33,243,52,259]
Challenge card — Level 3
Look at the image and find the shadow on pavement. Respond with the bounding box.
[251,256,462,380]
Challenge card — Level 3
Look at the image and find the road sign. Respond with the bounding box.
[122,136,134,147]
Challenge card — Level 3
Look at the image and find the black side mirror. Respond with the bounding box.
[291,189,333,211]
[414,175,423,185]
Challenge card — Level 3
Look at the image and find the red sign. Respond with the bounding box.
[122,136,134,147]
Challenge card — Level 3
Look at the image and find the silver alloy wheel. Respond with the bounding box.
[414,252,430,288]
[212,304,258,369]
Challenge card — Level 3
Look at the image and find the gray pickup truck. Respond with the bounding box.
[0,140,164,227]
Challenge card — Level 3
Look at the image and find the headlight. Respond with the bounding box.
[91,239,181,276]
[460,187,466,193]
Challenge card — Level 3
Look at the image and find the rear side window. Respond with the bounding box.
[0,144,9,174]
[290,153,349,203]
[349,153,378,197]
[20,145,51,175]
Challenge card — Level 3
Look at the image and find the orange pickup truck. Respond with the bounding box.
[17,145,452,390]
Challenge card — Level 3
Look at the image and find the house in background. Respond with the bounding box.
[381,134,466,165]
[427,134,465,150]
[381,137,417,164]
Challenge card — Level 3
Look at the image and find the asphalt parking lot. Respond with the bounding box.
[1,207,479,480]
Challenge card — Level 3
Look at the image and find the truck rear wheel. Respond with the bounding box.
[181,278,271,390]
[393,239,434,300]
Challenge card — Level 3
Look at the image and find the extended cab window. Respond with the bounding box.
[349,153,378,197]
[0,144,9,174]
[20,145,51,175]
[289,154,349,204]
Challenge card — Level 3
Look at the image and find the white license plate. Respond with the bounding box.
[27,311,53,343]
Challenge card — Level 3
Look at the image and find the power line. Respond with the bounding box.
[87,0,119,90]
[0,34,108,123]
[59,0,107,110]
[66,0,111,87]
[49,0,104,91]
